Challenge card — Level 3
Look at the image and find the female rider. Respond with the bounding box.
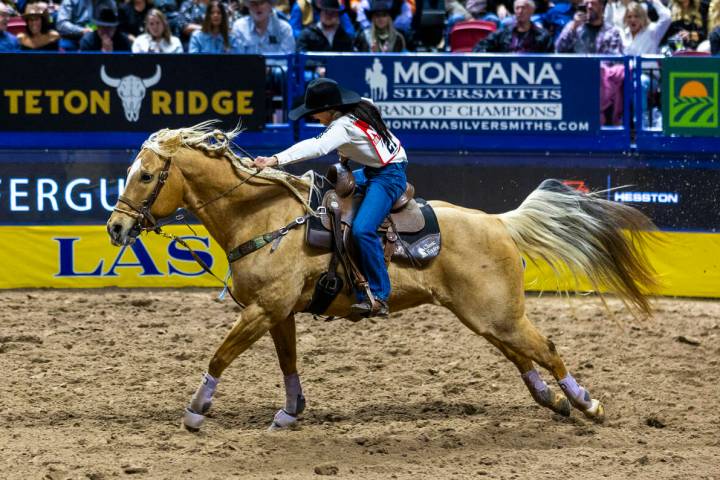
[253,77,407,318]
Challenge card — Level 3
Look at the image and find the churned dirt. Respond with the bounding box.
[0,289,718,480]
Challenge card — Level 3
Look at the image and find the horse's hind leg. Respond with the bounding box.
[483,335,571,417]
[183,303,275,431]
[267,314,306,431]
[494,314,605,422]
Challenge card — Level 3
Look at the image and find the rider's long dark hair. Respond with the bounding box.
[339,100,393,147]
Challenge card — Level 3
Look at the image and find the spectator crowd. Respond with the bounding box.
[0,0,717,54]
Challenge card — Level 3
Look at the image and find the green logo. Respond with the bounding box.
[669,73,718,128]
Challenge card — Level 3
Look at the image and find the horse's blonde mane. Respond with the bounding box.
[142,121,314,211]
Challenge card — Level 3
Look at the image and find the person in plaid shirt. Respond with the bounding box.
[555,0,623,53]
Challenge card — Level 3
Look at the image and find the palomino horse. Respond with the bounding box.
[106,124,657,432]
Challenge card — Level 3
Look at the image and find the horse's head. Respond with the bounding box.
[107,146,184,246]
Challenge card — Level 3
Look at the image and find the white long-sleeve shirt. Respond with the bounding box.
[275,115,407,168]
[621,0,672,55]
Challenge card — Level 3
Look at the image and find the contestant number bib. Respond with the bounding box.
[353,119,400,165]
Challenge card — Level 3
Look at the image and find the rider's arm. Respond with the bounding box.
[275,119,351,166]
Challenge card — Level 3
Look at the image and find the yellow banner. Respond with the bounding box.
[0,225,228,288]
[1,226,719,297]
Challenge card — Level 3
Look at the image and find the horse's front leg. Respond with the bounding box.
[182,303,277,431]
[268,314,306,431]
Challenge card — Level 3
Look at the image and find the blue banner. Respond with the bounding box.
[323,54,600,135]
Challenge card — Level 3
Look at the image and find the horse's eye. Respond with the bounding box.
[140,172,154,183]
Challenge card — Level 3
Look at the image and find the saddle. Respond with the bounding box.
[304,162,441,315]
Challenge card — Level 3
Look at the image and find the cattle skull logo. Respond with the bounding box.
[100,65,162,122]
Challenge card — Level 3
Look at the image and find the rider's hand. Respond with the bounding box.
[253,155,278,170]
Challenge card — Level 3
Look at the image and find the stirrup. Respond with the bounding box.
[350,299,389,318]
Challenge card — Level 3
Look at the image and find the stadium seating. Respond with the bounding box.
[449,19,496,52]
[7,16,26,36]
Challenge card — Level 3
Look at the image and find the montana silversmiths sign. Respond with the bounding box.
[663,57,720,137]
[324,54,600,135]
[0,53,266,131]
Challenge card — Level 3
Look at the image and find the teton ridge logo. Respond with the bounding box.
[669,72,718,128]
[100,65,162,122]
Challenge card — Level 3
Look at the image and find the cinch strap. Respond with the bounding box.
[227,214,313,263]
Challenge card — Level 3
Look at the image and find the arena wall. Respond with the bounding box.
[1,53,718,296]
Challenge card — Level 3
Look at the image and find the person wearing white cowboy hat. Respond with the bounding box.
[231,0,295,53]
[253,78,409,318]
[353,0,406,51]
[79,5,132,51]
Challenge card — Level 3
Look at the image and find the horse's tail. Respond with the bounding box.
[497,179,660,317]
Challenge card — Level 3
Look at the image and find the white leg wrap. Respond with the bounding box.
[522,369,548,395]
[558,373,592,410]
[189,372,219,414]
[268,408,298,431]
[183,407,206,431]
[283,373,304,415]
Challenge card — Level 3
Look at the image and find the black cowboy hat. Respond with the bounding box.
[289,77,361,121]
[365,0,399,17]
[315,0,343,12]
[93,6,119,27]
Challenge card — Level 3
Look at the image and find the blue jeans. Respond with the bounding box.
[351,162,407,302]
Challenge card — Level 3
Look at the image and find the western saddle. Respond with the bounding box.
[304,161,441,317]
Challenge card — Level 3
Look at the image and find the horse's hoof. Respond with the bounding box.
[183,407,206,432]
[550,392,572,417]
[582,399,605,423]
[268,409,298,431]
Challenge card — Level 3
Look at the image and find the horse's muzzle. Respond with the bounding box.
[107,217,140,246]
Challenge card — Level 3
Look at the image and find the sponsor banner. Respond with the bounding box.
[0,54,266,132]
[0,225,717,298]
[662,57,720,137]
[324,55,599,134]
[2,151,719,232]
[0,151,132,225]
[0,225,227,288]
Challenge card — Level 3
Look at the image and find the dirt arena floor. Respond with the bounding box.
[1,289,718,480]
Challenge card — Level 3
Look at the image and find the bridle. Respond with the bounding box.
[113,155,172,237]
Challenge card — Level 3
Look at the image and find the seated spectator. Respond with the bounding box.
[711,24,719,52]
[353,0,414,36]
[0,3,19,50]
[17,2,60,50]
[290,0,355,38]
[296,0,353,51]
[154,0,183,37]
[57,0,118,51]
[663,0,705,51]
[556,0,623,53]
[232,0,295,53]
[605,0,633,31]
[354,0,406,51]
[474,0,553,52]
[118,0,151,42]
[622,0,670,54]
[698,0,719,50]
[132,7,183,52]
[178,0,208,45]
[79,6,131,50]
[189,0,240,52]
[556,0,624,126]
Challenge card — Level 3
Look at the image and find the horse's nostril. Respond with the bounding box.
[112,223,122,233]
